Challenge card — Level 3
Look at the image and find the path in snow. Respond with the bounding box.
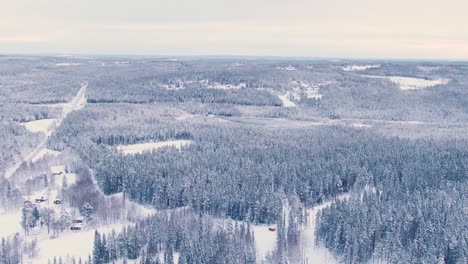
[300,193,351,264]
[4,82,87,179]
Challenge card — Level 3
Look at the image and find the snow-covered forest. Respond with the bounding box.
[0,55,467,263]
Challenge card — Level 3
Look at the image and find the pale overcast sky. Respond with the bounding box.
[1,0,467,59]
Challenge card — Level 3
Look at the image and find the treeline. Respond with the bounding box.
[316,183,467,264]
[71,209,256,264]
[88,77,282,106]
[50,103,467,225]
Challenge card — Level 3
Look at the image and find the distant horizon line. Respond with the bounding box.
[1,52,467,63]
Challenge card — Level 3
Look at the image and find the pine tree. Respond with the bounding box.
[1,238,8,264]
[93,230,102,264]
[81,203,94,223]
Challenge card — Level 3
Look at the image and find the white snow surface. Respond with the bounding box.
[21,119,56,133]
[387,76,449,90]
[33,222,127,264]
[342,65,380,71]
[117,140,192,155]
[31,149,61,162]
[278,93,296,107]
[55,63,81,67]
[364,75,449,90]
[252,224,277,263]
[0,212,22,238]
[276,66,296,71]
[301,193,351,264]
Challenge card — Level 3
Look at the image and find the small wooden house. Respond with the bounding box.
[51,166,64,176]
[35,197,47,203]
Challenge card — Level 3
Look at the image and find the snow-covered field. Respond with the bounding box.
[364,75,449,90]
[31,149,61,162]
[116,140,192,155]
[208,82,246,90]
[342,64,380,71]
[33,222,127,264]
[278,93,296,107]
[0,212,22,238]
[276,66,296,71]
[55,63,81,67]
[21,119,56,133]
[300,193,351,264]
[251,224,277,263]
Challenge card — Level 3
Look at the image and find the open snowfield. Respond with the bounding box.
[252,224,277,263]
[33,222,128,264]
[55,63,81,67]
[21,119,56,133]
[342,65,380,71]
[0,212,22,238]
[364,75,449,90]
[208,82,246,90]
[116,140,192,155]
[31,149,61,162]
[278,93,296,107]
[276,66,296,71]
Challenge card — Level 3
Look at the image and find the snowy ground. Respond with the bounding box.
[300,194,351,264]
[276,66,296,71]
[21,119,56,133]
[0,212,22,238]
[116,140,192,155]
[364,75,449,90]
[31,149,61,162]
[55,63,81,67]
[214,217,277,263]
[278,93,296,107]
[32,222,127,264]
[4,82,87,179]
[251,224,277,263]
[342,65,380,71]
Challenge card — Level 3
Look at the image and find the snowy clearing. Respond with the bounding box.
[251,224,277,263]
[207,82,246,90]
[276,66,296,71]
[55,63,81,67]
[342,64,380,71]
[0,212,22,238]
[33,222,127,264]
[214,217,276,263]
[31,149,61,162]
[278,93,296,107]
[21,119,56,133]
[301,193,351,264]
[116,140,192,155]
[364,75,449,90]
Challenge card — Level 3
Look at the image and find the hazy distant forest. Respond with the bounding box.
[0,56,466,264]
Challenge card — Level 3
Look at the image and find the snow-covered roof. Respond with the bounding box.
[51,165,65,174]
